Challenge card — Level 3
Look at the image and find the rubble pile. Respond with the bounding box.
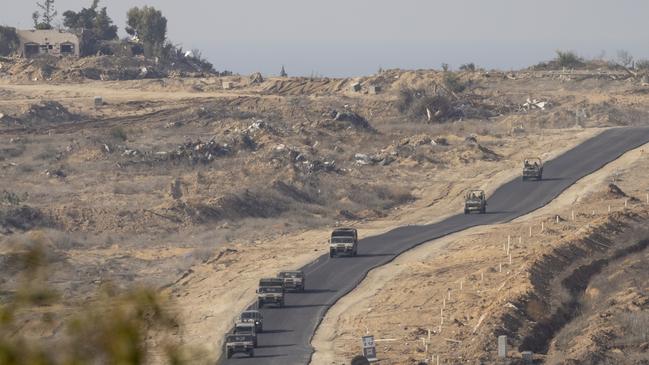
[16,101,79,125]
[271,144,338,175]
[319,110,374,131]
[354,134,445,166]
[168,138,232,164]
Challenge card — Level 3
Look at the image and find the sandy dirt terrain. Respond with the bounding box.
[2,66,649,363]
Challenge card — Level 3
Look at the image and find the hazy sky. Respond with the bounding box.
[2,0,648,76]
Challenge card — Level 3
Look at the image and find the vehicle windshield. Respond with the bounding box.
[331,237,354,243]
[259,287,282,293]
[241,312,258,320]
[235,325,254,333]
[279,272,302,278]
[228,335,252,342]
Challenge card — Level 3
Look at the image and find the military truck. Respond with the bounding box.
[278,270,305,292]
[239,310,263,332]
[224,334,255,358]
[464,189,487,214]
[257,277,285,308]
[233,321,258,347]
[329,228,358,257]
[522,157,543,181]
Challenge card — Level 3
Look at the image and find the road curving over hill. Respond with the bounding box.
[219,127,649,365]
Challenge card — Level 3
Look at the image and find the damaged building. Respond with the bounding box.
[17,29,80,58]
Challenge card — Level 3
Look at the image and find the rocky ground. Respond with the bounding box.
[2,65,649,363]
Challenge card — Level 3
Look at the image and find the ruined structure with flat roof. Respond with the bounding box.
[17,29,80,58]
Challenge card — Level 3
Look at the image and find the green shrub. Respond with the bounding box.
[443,72,467,93]
[555,50,584,68]
[110,126,128,141]
[459,63,476,72]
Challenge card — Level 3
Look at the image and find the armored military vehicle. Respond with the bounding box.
[464,189,487,214]
[239,310,263,332]
[224,334,255,358]
[522,157,543,181]
[257,277,285,308]
[278,270,305,292]
[233,321,258,347]
[329,228,358,257]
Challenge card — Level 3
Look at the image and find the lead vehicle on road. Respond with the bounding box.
[329,228,358,257]
[464,189,487,214]
[522,157,543,181]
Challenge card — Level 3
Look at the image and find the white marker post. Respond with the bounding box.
[529,226,532,237]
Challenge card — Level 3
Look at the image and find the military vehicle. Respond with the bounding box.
[239,310,263,332]
[329,228,358,257]
[522,157,543,181]
[257,277,285,307]
[233,321,258,347]
[464,189,487,214]
[224,334,255,358]
[278,270,305,292]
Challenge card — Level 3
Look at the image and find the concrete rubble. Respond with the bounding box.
[522,98,551,111]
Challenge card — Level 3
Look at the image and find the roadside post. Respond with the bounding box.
[361,335,378,362]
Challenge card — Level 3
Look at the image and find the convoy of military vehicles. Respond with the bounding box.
[225,162,547,358]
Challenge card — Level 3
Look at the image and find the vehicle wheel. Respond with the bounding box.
[249,349,255,357]
[522,176,527,181]
[227,350,232,359]
[280,299,285,307]
[464,209,468,214]
[329,250,335,258]
[481,208,486,214]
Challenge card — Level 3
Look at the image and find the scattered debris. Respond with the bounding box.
[17,101,79,125]
[250,72,264,84]
[329,110,373,130]
[45,168,66,179]
[522,98,551,111]
[169,138,232,164]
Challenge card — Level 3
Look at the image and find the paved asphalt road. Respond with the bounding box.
[220,127,649,364]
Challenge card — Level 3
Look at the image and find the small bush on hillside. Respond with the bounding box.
[397,88,456,122]
[635,59,649,70]
[443,72,467,93]
[555,50,584,68]
[459,62,476,72]
[110,126,128,141]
